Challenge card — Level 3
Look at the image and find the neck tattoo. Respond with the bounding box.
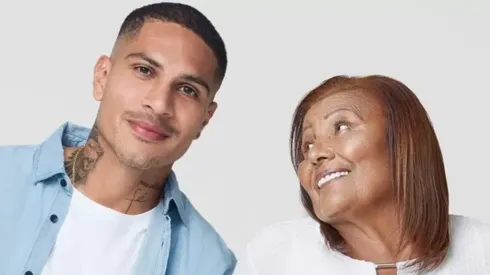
[64,126,104,186]
[70,147,83,185]
[64,125,165,214]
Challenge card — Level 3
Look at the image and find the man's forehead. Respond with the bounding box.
[125,21,205,48]
[118,23,215,63]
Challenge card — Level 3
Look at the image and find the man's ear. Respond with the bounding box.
[93,55,112,101]
[195,101,218,139]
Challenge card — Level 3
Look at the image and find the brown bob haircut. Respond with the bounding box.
[289,75,450,272]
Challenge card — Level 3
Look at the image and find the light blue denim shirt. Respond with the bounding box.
[0,122,236,275]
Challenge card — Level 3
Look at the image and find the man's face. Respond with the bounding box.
[92,21,220,170]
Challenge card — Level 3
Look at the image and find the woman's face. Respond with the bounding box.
[298,90,393,223]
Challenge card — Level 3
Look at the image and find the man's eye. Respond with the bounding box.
[135,66,152,76]
[179,86,197,97]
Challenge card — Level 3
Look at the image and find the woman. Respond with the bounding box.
[235,75,490,275]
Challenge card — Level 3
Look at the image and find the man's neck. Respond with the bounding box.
[63,127,171,215]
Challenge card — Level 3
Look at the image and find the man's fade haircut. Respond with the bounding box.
[117,2,227,81]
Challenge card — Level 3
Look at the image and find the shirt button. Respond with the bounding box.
[25,271,33,275]
[50,214,58,223]
[60,179,67,187]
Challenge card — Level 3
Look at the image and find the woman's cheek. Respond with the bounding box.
[298,162,313,190]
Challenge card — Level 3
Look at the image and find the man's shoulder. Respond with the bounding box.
[0,122,82,187]
[176,194,236,272]
[0,144,38,157]
[180,193,233,248]
[0,144,39,176]
[0,144,43,218]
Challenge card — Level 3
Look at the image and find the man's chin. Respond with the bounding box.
[114,148,164,170]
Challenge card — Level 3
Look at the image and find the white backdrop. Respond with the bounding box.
[0,0,489,257]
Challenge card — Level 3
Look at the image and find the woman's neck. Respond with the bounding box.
[332,207,416,265]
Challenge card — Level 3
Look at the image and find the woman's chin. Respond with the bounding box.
[313,204,346,224]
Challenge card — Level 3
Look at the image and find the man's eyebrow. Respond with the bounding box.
[125,52,162,69]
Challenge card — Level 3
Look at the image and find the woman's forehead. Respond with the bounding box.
[304,89,383,121]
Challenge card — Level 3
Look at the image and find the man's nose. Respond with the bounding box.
[141,85,175,117]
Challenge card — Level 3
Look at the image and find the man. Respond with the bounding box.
[0,2,235,275]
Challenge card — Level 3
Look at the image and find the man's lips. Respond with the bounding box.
[128,120,170,141]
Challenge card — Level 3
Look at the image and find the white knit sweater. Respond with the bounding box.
[234,215,490,275]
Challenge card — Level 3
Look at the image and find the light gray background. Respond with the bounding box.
[0,1,488,257]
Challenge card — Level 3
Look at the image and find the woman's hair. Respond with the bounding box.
[290,75,449,272]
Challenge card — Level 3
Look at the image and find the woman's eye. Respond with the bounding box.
[334,121,350,132]
[337,124,349,131]
[303,142,313,152]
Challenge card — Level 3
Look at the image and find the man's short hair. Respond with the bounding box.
[118,2,227,80]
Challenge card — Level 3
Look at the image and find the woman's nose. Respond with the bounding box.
[308,144,335,165]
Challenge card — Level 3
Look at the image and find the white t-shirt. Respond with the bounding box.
[41,187,156,275]
[234,215,490,275]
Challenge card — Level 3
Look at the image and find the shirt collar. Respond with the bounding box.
[162,171,189,225]
[32,122,188,226]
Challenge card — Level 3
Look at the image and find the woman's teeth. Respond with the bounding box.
[317,171,350,188]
